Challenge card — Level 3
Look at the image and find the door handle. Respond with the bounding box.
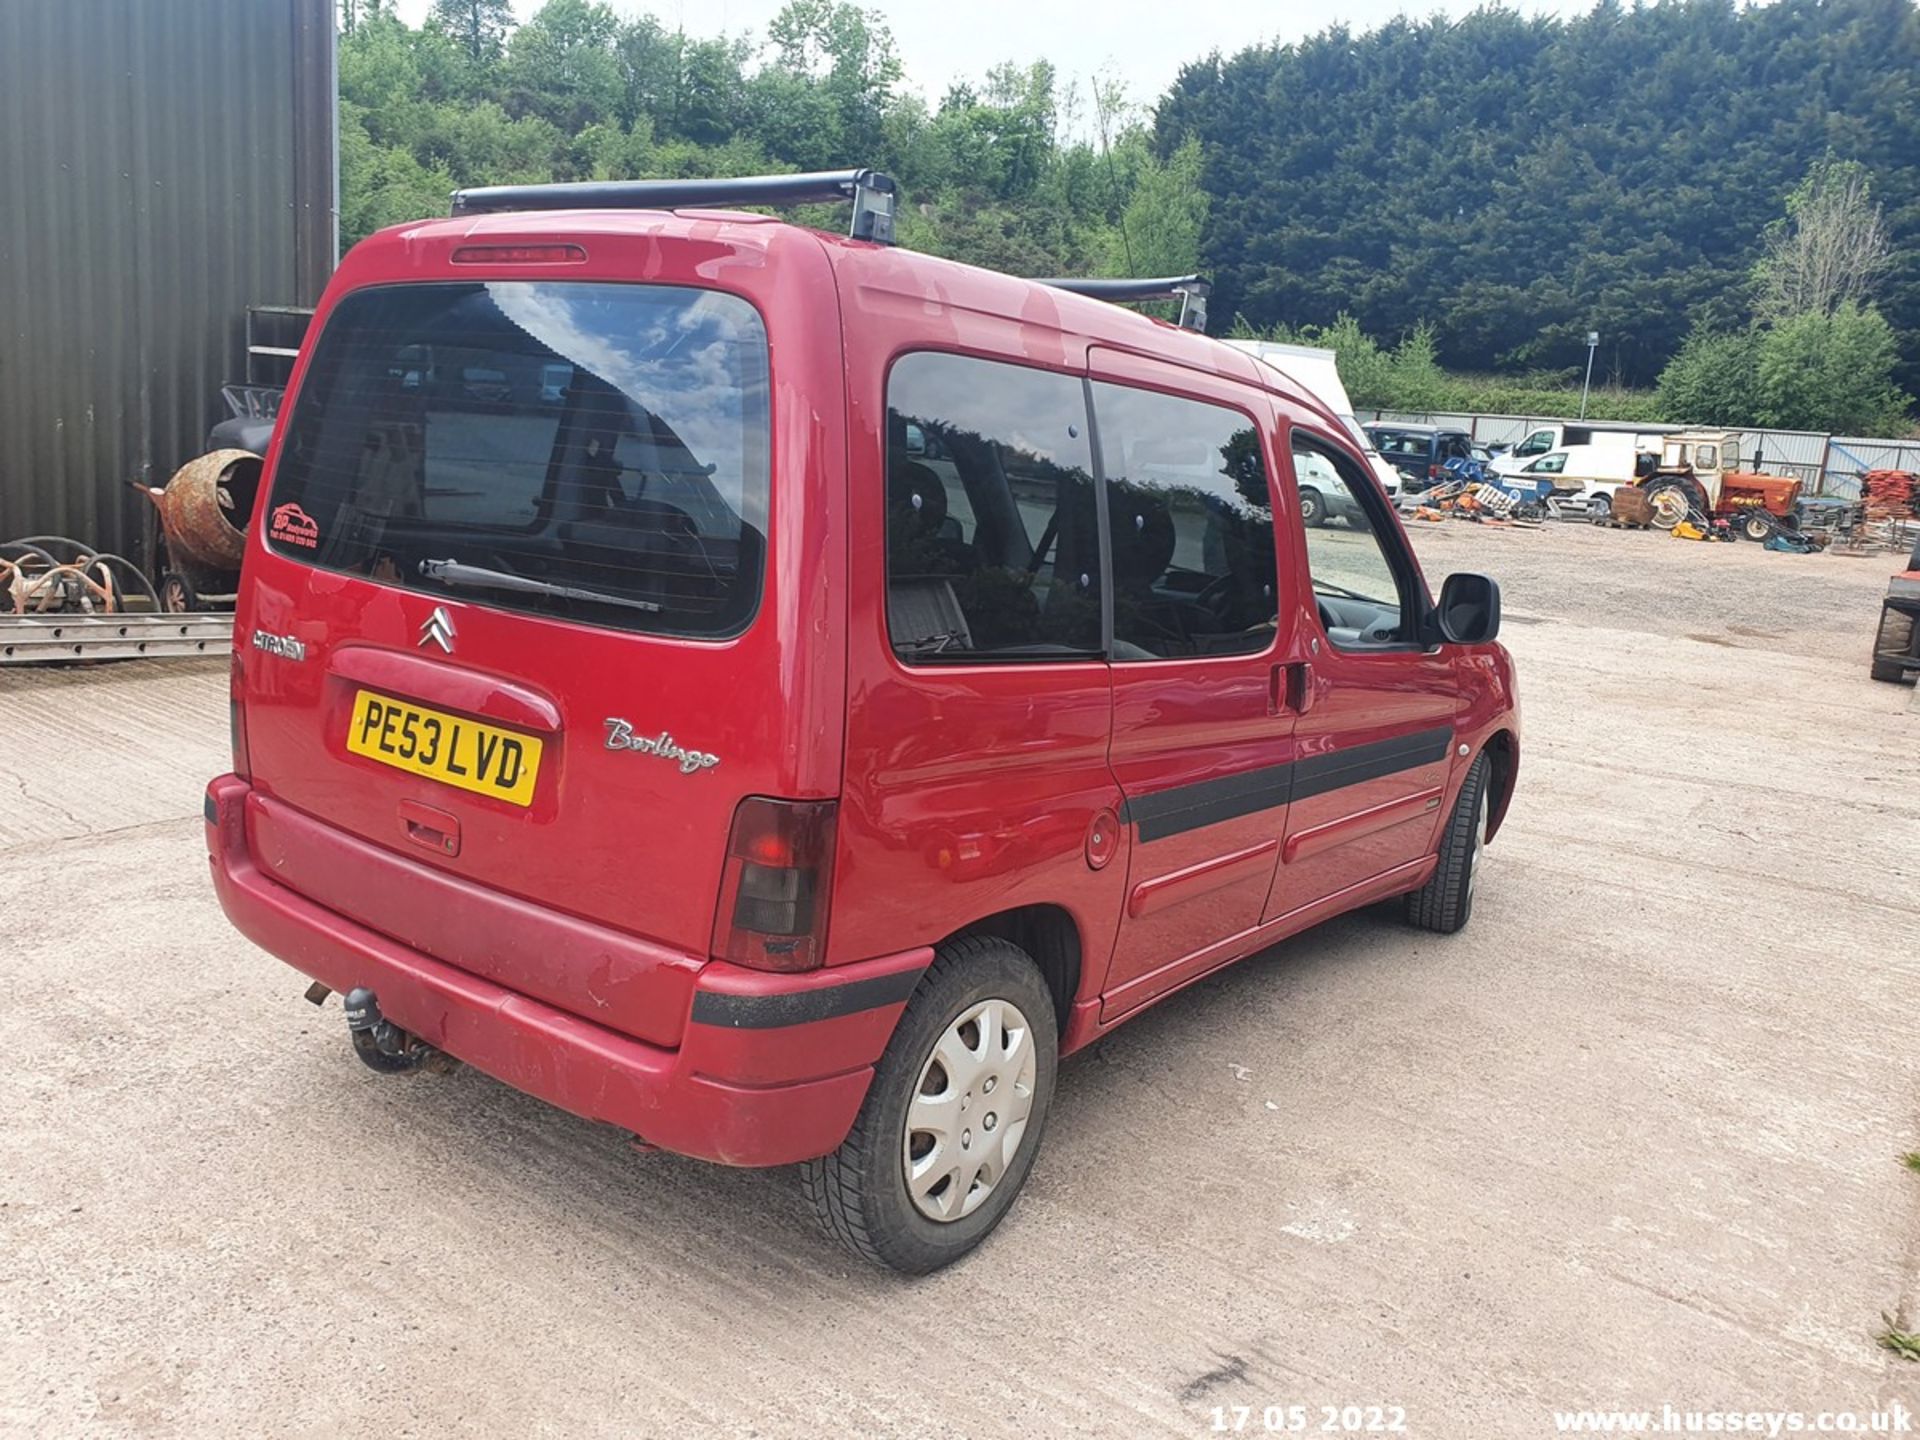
[1287,660,1314,714]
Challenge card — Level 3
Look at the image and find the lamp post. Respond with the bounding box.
[1579,330,1599,419]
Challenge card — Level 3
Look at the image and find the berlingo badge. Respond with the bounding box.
[603,718,721,775]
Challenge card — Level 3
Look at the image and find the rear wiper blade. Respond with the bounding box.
[418,558,663,613]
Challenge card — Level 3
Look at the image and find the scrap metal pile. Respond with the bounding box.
[1,448,256,663]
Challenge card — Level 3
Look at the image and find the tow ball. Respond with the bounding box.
[341,986,439,1074]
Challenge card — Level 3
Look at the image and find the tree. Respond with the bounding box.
[1656,324,1763,428]
[504,0,623,133]
[1755,303,1911,436]
[1101,139,1207,280]
[1753,157,1893,323]
[426,0,514,66]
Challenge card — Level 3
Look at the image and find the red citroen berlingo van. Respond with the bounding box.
[207,170,1519,1273]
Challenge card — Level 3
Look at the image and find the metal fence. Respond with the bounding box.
[1357,409,1920,500]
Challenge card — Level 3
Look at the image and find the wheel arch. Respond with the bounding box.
[944,904,1082,1038]
[1481,728,1518,841]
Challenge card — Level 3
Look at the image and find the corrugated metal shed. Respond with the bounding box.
[0,0,334,564]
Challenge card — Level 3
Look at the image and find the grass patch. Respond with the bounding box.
[1879,1316,1920,1362]
[1901,1152,1920,1173]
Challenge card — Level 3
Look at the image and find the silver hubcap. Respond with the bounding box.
[1467,787,1489,897]
[903,998,1037,1223]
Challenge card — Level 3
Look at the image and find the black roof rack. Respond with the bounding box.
[1037,275,1211,332]
[449,168,898,245]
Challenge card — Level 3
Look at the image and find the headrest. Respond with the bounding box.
[888,457,948,539]
[1109,489,1176,582]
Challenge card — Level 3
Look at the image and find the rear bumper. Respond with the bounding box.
[205,775,927,1167]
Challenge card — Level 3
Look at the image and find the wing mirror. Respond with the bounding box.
[1435,572,1502,645]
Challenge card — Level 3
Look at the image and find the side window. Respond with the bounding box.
[1526,453,1567,474]
[1294,434,1412,650]
[1516,429,1552,457]
[1091,382,1279,661]
[1694,443,1718,469]
[885,353,1100,661]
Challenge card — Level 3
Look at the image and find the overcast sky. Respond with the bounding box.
[392,0,1597,118]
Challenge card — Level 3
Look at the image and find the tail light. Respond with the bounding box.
[229,649,252,779]
[711,797,838,972]
[1428,463,1442,479]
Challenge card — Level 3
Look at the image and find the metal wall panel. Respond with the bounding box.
[0,0,334,564]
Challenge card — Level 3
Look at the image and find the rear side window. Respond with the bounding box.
[1090,382,1278,660]
[884,353,1101,661]
[267,282,770,638]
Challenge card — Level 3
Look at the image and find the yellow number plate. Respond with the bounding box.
[345,690,543,808]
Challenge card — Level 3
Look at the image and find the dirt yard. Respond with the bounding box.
[2,521,1917,1437]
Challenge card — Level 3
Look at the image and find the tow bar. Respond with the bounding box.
[341,987,441,1074]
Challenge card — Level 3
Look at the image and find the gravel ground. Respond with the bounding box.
[2,520,1917,1438]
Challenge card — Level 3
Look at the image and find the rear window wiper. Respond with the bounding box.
[418,558,663,614]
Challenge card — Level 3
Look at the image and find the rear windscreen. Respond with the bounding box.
[266,282,771,637]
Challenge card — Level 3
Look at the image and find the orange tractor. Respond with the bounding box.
[1639,430,1803,540]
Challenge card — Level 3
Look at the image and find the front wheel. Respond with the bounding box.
[1741,512,1773,543]
[801,935,1059,1273]
[1299,487,1327,528]
[1405,753,1492,934]
[1587,492,1612,521]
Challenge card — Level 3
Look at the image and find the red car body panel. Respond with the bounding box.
[210,206,1521,1167]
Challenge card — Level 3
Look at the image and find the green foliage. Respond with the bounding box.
[1756,303,1912,434]
[335,0,1919,434]
[1236,312,1663,421]
[333,1,1207,289]
[426,0,514,65]
[1654,158,1913,434]
[1657,324,1763,428]
[1157,1,1920,392]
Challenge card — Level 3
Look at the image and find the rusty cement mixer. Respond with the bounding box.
[131,448,264,612]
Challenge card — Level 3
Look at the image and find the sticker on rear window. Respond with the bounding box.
[271,502,320,549]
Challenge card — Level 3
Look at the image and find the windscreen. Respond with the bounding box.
[266,281,771,637]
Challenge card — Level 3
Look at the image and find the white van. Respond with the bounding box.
[1506,447,1644,516]
[1492,422,1674,478]
[1226,341,1402,496]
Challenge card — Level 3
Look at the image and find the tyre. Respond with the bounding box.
[1299,487,1327,528]
[160,572,197,613]
[1587,492,1611,521]
[1405,752,1491,935]
[1871,607,1916,685]
[1644,482,1691,530]
[801,935,1058,1273]
[1741,512,1772,543]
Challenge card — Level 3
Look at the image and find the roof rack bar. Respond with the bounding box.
[449,168,898,245]
[1037,275,1211,332]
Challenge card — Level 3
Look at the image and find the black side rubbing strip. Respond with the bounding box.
[1290,727,1454,803]
[691,966,925,1029]
[204,795,219,825]
[1123,761,1295,843]
[1125,727,1455,843]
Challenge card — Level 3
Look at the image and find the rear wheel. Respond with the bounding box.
[1405,753,1491,935]
[1587,492,1612,521]
[1645,481,1693,530]
[801,935,1058,1273]
[1299,487,1327,528]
